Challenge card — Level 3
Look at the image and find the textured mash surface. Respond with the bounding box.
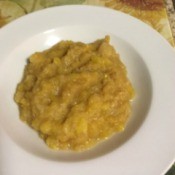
[14,37,134,151]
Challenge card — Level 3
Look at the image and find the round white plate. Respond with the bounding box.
[0,5,175,175]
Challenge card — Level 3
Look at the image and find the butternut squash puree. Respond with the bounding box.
[14,36,134,151]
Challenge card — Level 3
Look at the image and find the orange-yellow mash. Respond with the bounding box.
[14,36,134,151]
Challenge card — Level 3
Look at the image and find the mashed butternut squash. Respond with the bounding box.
[14,36,134,151]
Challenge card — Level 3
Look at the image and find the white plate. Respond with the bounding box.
[0,5,175,175]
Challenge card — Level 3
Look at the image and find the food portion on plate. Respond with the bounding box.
[14,36,134,151]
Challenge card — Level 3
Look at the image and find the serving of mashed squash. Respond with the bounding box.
[14,36,134,151]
